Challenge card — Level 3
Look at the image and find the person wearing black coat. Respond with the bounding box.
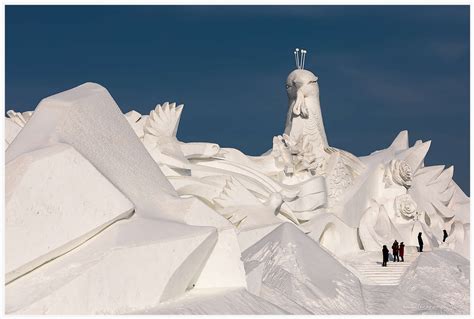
[418,232,424,252]
[443,229,448,242]
[392,240,400,262]
[382,245,389,267]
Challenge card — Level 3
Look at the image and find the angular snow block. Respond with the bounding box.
[5,83,180,221]
[245,262,265,296]
[243,223,365,314]
[182,197,247,289]
[194,227,247,289]
[5,143,134,283]
[6,217,218,315]
[238,223,283,252]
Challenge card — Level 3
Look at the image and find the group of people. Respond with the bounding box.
[381,232,425,267]
[382,241,405,266]
[380,230,450,267]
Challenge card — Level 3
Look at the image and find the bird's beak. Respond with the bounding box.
[292,89,306,116]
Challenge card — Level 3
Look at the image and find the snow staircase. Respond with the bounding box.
[351,253,418,286]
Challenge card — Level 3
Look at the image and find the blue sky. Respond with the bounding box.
[5,5,470,194]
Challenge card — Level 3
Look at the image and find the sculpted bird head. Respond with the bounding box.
[286,69,320,100]
[286,69,319,118]
[286,48,320,117]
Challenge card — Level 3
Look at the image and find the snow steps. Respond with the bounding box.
[352,254,418,286]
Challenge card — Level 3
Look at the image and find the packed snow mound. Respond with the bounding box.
[5,143,134,283]
[242,223,365,314]
[5,82,181,221]
[385,250,469,314]
[133,288,288,315]
[6,217,218,315]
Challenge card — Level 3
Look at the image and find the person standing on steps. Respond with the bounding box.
[443,229,448,242]
[399,242,405,262]
[392,240,400,262]
[418,232,424,252]
[382,245,389,267]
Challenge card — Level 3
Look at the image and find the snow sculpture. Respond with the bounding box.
[5,83,182,222]
[275,49,365,193]
[4,48,470,314]
[6,218,219,314]
[5,143,134,284]
[7,49,467,259]
[242,223,365,314]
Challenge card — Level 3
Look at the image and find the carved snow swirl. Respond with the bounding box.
[390,160,413,188]
[394,194,417,218]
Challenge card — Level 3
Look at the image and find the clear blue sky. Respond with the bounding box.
[5,5,470,194]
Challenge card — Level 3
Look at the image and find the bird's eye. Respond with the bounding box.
[309,80,317,84]
[286,84,291,89]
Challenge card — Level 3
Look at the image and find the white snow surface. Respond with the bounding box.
[339,249,469,315]
[384,250,470,314]
[5,117,22,147]
[5,83,181,221]
[6,217,219,314]
[242,223,366,314]
[132,288,288,315]
[181,196,247,289]
[5,143,134,283]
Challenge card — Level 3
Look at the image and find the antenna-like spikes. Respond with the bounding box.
[294,48,300,69]
[293,48,308,69]
[301,49,307,69]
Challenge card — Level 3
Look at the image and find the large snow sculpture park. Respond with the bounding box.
[4,49,470,314]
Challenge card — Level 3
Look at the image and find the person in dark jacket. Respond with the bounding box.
[392,240,400,262]
[382,245,389,267]
[418,232,424,252]
[399,242,405,262]
[443,229,448,242]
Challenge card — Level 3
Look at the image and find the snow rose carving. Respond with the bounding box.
[390,160,413,188]
[394,194,417,218]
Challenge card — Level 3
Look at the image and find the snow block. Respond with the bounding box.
[5,143,134,283]
[182,196,247,289]
[5,83,181,221]
[6,217,218,315]
[238,223,282,252]
[242,223,365,314]
[194,227,247,289]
